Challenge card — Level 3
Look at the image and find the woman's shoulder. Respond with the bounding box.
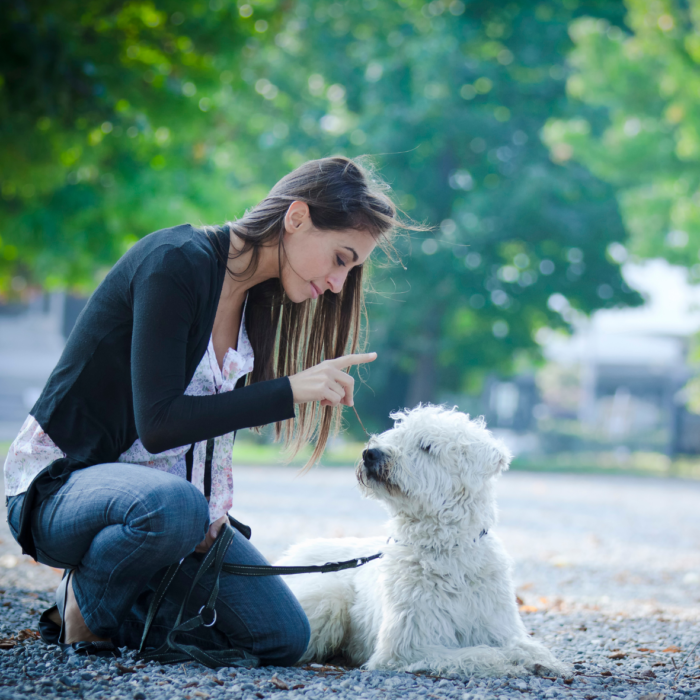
[117,223,225,283]
[131,223,219,263]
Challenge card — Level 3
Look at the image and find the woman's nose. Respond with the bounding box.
[326,270,348,294]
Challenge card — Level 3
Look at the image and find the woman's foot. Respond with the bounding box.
[54,573,111,644]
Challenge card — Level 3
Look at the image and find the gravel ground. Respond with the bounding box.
[1,462,699,699]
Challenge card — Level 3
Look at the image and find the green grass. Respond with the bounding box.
[234,441,700,478]
[231,439,364,467]
[0,438,364,468]
[4,436,700,479]
[511,450,700,479]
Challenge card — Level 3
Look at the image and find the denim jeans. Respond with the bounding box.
[6,463,310,666]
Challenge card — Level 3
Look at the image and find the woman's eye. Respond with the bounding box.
[336,255,346,267]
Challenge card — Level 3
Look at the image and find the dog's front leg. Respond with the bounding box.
[404,644,521,677]
[362,607,504,676]
[364,612,413,671]
[401,642,570,678]
[502,639,572,677]
[363,616,409,671]
[366,607,548,678]
[368,630,526,677]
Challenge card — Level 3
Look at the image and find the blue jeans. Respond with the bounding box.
[6,463,310,666]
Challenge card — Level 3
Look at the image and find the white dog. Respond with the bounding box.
[277,405,570,677]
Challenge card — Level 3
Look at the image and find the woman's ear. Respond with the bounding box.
[284,200,310,234]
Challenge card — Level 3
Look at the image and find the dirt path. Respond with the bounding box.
[2,463,699,619]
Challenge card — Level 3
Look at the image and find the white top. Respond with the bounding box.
[3,310,254,524]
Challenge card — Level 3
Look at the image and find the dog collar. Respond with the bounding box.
[386,530,488,547]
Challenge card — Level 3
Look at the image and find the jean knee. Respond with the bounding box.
[275,608,311,666]
[135,476,209,556]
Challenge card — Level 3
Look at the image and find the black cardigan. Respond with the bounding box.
[17,223,295,559]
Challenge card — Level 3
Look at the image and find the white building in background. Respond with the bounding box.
[3,261,700,453]
[0,293,75,441]
[488,259,700,455]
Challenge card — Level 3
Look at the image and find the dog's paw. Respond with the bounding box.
[363,658,390,672]
[533,661,573,678]
[364,651,404,672]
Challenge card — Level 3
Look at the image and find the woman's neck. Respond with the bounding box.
[212,232,278,367]
[219,231,279,301]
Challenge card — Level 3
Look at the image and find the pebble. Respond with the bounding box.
[0,587,697,700]
[2,470,699,699]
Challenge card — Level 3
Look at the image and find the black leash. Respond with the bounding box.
[221,552,383,577]
[137,522,382,668]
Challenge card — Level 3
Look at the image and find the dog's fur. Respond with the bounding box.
[277,405,570,677]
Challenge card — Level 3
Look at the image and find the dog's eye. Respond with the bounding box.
[420,443,432,454]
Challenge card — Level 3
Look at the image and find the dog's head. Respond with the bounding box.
[356,405,511,525]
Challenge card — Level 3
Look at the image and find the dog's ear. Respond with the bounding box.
[460,435,512,484]
[389,408,409,426]
[491,438,512,476]
[470,437,511,479]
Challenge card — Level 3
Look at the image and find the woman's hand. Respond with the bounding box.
[195,514,228,554]
[288,352,377,407]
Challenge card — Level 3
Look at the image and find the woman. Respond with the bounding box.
[3,156,398,665]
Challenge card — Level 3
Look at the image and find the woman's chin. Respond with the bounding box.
[282,285,310,304]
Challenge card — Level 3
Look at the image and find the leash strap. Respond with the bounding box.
[138,523,258,668]
[221,552,383,577]
[137,523,382,668]
[137,560,182,655]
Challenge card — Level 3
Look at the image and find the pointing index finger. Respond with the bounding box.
[329,352,377,370]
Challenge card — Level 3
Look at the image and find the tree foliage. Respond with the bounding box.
[0,0,641,431]
[248,0,639,424]
[0,0,278,288]
[542,0,700,418]
[544,0,700,272]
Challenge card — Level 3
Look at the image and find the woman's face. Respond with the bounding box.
[280,201,378,303]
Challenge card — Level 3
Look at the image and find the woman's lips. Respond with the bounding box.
[310,282,320,299]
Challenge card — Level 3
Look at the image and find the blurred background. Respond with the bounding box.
[3,0,700,478]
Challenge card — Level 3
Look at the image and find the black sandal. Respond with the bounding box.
[39,570,120,658]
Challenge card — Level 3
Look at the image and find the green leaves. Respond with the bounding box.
[544,1,700,269]
[0,0,270,291]
[0,0,641,430]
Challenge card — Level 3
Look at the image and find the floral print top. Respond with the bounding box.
[3,305,254,524]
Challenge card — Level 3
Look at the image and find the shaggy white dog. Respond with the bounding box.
[277,405,570,677]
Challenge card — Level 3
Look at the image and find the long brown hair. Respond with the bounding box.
[202,156,402,465]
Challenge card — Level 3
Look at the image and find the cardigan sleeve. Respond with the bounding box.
[130,247,295,454]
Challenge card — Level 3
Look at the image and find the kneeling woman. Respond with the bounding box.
[4,156,397,665]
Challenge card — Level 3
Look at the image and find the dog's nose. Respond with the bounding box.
[362,448,383,464]
[362,448,384,478]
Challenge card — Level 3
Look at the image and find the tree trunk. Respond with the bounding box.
[405,306,441,407]
[405,350,438,408]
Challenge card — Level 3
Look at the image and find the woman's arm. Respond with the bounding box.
[130,247,295,454]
